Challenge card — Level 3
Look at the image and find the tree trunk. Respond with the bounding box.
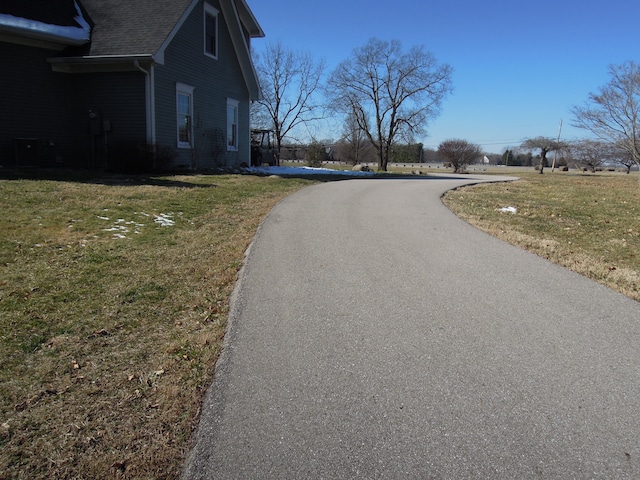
[539,150,547,174]
[378,145,389,171]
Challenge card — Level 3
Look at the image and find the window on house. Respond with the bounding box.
[176,83,194,148]
[227,99,239,151]
[204,4,218,59]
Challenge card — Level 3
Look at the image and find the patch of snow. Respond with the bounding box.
[0,1,91,44]
[71,1,90,35]
[154,214,175,227]
[246,166,375,177]
[103,226,128,233]
[97,214,148,238]
[499,206,517,214]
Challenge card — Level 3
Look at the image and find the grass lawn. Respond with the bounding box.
[0,170,312,479]
[2,167,638,478]
[443,170,640,302]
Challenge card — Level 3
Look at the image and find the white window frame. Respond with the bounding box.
[176,83,195,149]
[204,3,219,59]
[227,98,239,151]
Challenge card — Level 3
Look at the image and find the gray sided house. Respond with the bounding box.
[0,0,264,171]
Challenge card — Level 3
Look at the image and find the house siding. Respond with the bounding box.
[68,72,147,169]
[0,41,146,168]
[154,0,251,169]
[1,0,259,172]
[0,42,74,166]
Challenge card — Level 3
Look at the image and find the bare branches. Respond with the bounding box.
[340,111,372,165]
[571,61,640,169]
[521,137,568,174]
[569,139,612,173]
[437,139,482,173]
[252,41,326,154]
[327,38,452,171]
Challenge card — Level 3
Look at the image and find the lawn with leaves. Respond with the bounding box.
[0,171,312,479]
[443,171,640,301]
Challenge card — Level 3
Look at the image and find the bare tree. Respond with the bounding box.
[340,111,371,165]
[437,139,482,173]
[570,139,611,172]
[326,38,453,171]
[611,147,637,174]
[252,41,326,160]
[571,61,640,171]
[520,137,567,174]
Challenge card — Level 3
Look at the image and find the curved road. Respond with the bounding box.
[183,175,640,479]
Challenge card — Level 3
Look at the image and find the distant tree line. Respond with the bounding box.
[501,149,534,167]
[253,35,640,176]
[279,142,427,166]
[279,140,506,170]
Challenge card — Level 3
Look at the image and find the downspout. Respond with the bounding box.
[134,60,156,145]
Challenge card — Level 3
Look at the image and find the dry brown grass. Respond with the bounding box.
[0,171,312,479]
[443,170,640,301]
[4,167,638,478]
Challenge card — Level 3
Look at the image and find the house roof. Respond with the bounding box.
[78,0,195,57]
[0,0,264,57]
[218,0,263,99]
[1,0,265,98]
[78,0,264,59]
[235,0,265,38]
[0,0,91,48]
[78,0,264,98]
[0,0,85,27]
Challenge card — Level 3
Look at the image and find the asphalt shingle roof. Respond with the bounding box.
[80,0,194,56]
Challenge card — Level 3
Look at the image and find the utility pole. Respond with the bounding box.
[551,119,563,172]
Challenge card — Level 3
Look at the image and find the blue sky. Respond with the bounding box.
[249,0,640,153]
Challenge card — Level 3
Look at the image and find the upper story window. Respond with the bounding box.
[176,83,194,148]
[204,3,218,59]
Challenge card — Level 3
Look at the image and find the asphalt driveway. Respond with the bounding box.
[182,174,640,479]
